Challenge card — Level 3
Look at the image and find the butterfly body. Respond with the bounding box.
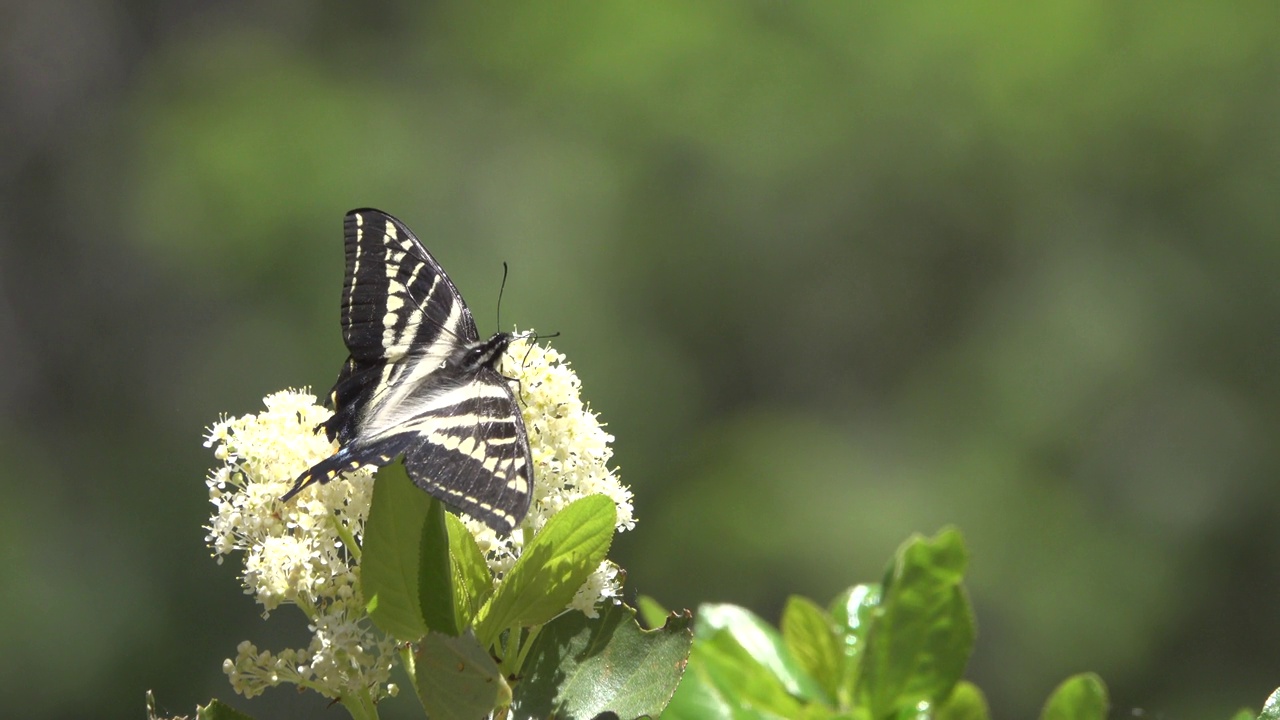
[283,209,532,535]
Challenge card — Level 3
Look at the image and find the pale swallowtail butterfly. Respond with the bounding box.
[282,209,532,535]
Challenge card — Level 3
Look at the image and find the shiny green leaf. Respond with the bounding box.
[1039,673,1109,720]
[1261,688,1280,720]
[856,528,974,719]
[781,595,842,703]
[446,511,493,629]
[830,584,882,708]
[665,625,806,720]
[699,603,829,703]
[475,495,616,647]
[935,681,991,720]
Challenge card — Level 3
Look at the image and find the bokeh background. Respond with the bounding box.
[3,2,1279,718]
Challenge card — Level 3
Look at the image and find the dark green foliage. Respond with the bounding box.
[412,631,509,720]
[513,601,694,719]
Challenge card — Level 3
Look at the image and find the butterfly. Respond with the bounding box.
[282,209,532,535]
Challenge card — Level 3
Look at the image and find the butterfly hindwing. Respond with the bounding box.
[401,365,531,533]
[283,209,533,535]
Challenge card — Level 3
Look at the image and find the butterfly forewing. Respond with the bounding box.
[340,211,479,362]
[283,209,533,535]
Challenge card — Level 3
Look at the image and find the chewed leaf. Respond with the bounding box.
[514,602,693,720]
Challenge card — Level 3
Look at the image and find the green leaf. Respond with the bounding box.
[1261,687,1280,720]
[196,699,255,720]
[1039,673,1109,720]
[475,494,616,647]
[699,603,830,703]
[666,601,835,718]
[361,464,432,641]
[781,595,843,703]
[637,594,670,629]
[935,681,991,720]
[446,511,494,629]
[830,584,882,708]
[856,528,975,719]
[705,603,833,704]
[665,625,806,720]
[413,630,511,720]
[513,601,694,720]
[1232,709,1260,720]
[418,495,458,635]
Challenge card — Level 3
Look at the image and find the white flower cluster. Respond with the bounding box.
[202,338,633,701]
[491,335,635,617]
[204,389,396,701]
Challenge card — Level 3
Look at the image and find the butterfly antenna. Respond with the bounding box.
[497,261,509,332]
[519,330,562,368]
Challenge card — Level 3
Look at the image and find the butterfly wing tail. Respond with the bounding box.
[280,436,413,503]
[281,450,361,502]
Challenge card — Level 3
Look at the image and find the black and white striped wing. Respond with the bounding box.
[398,366,532,534]
[283,209,533,535]
[322,210,478,446]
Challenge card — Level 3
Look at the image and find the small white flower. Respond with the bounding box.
[570,561,624,618]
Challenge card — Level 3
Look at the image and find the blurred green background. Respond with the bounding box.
[3,1,1279,718]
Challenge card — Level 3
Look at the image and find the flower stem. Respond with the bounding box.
[339,687,379,720]
[330,511,362,562]
[512,624,542,674]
